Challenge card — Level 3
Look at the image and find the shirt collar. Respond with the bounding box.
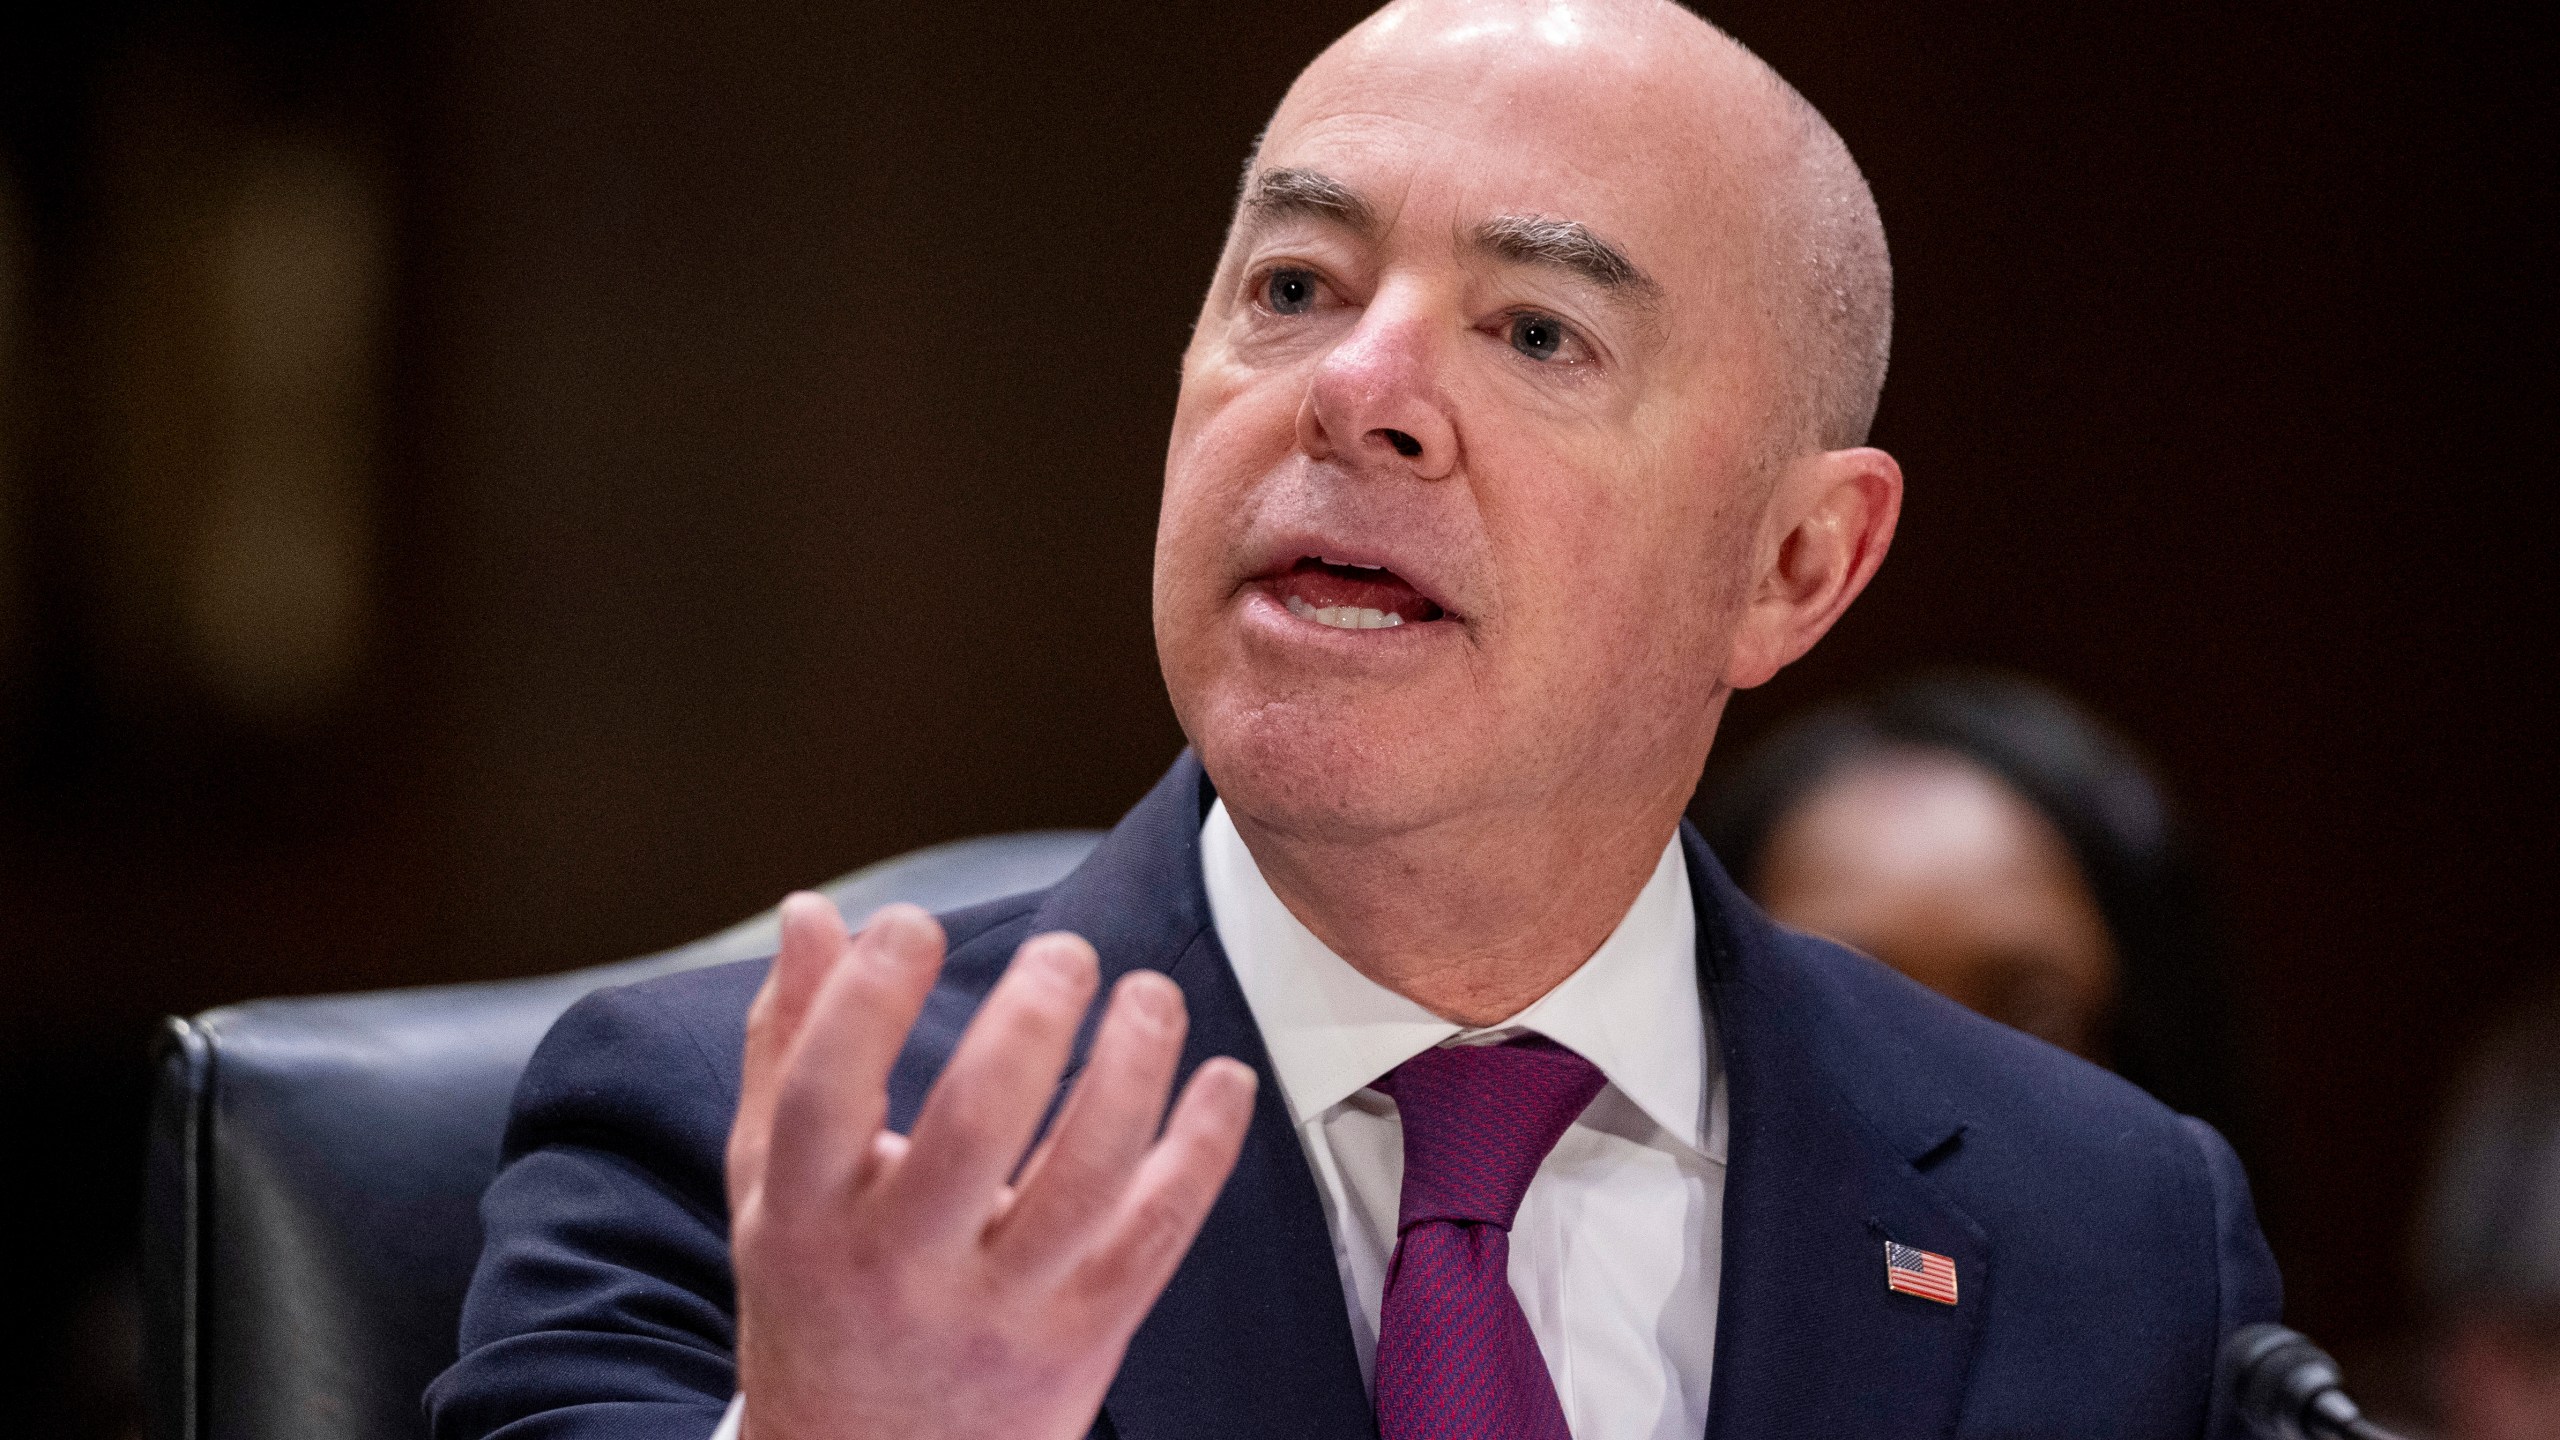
[1203,799,1720,1162]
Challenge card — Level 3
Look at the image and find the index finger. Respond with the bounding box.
[759,902,947,1202]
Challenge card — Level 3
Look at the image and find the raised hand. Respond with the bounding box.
[724,894,1257,1440]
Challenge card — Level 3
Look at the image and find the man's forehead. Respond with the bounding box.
[1263,70,1679,208]
[1249,22,1765,280]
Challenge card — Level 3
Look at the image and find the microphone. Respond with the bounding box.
[2225,1323,2409,1440]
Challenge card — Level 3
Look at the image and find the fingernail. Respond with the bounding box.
[1029,934,1089,983]
[1126,972,1178,1024]
[870,905,937,967]
[779,891,832,934]
[1212,1056,1258,1100]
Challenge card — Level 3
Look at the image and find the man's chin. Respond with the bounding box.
[1191,700,1488,844]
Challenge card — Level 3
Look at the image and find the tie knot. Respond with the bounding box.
[1376,1036,1607,1232]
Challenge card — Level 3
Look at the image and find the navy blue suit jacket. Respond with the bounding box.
[428,753,2281,1439]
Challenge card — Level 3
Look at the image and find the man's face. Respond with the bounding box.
[1155,6,1786,841]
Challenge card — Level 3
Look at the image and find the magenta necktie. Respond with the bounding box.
[1373,1036,1608,1440]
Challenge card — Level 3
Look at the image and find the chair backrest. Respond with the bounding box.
[140,829,1104,1440]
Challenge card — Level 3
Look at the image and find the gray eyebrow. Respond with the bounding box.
[1472,213,1663,308]
[1240,166,1378,236]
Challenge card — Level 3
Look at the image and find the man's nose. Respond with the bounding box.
[1295,295,1458,480]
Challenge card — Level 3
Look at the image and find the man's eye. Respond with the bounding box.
[1264,269,1319,315]
[1509,313,1568,361]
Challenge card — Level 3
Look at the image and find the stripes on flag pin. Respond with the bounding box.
[1885,1240,1960,1305]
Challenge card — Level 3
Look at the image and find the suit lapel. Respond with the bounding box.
[1035,754,1377,1440]
[1688,828,1988,1440]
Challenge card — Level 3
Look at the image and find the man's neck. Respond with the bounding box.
[1225,787,1693,1027]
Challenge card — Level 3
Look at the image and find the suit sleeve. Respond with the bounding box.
[426,981,744,1440]
[2182,1115,2283,1440]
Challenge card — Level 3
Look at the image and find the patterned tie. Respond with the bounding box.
[1373,1036,1609,1440]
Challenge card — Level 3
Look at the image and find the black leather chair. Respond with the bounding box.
[140,829,1104,1440]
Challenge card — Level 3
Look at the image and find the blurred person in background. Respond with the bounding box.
[1697,672,2243,1141]
[2421,983,2560,1440]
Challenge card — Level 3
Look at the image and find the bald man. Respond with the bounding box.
[429,3,2279,1438]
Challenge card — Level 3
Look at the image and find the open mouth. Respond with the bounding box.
[1272,556,1449,631]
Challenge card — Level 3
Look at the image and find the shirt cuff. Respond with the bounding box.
[710,1393,745,1440]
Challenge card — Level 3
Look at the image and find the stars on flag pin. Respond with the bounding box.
[1885,1240,1959,1305]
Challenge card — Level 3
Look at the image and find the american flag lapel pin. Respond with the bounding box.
[1884,1240,1959,1305]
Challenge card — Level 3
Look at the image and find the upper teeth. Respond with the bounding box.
[1287,594,1404,630]
[1319,555,1384,572]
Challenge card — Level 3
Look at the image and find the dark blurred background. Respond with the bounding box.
[1,1,2551,1434]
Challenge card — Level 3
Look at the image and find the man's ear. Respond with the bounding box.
[1721,446,1902,690]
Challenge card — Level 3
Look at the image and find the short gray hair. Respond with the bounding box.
[1746,56,1895,453]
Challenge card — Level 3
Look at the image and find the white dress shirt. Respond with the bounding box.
[709,805,1725,1440]
[1205,800,1726,1440]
